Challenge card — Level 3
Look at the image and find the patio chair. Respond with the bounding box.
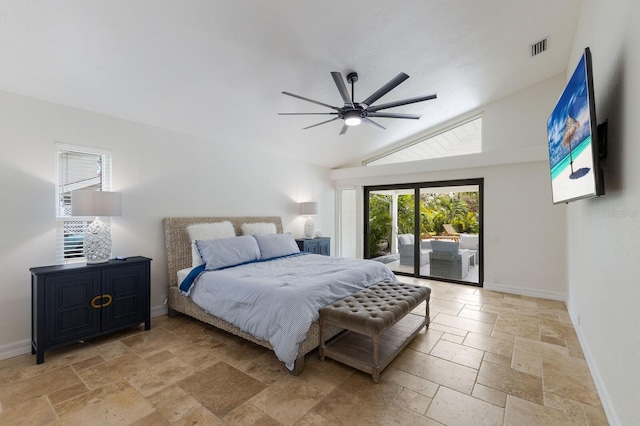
[429,240,471,279]
[443,224,459,236]
[397,234,431,266]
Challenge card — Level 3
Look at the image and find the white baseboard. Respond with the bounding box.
[151,304,168,318]
[0,304,169,362]
[0,338,31,362]
[567,306,620,426]
[483,281,566,301]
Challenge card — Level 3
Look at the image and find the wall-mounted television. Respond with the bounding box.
[547,47,605,204]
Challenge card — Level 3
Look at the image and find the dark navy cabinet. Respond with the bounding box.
[296,237,330,256]
[31,256,151,364]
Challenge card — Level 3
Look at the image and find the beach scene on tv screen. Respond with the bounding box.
[547,54,596,203]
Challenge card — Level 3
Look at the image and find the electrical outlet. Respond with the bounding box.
[161,295,168,306]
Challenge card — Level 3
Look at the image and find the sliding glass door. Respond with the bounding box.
[364,179,483,286]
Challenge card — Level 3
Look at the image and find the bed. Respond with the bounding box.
[163,216,397,374]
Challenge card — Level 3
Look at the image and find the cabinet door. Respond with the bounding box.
[306,241,320,254]
[45,271,102,346]
[101,264,147,330]
[318,240,330,256]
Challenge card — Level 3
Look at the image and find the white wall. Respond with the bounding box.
[332,74,568,299]
[0,90,334,355]
[565,0,638,424]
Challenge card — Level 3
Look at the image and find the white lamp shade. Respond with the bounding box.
[299,201,318,216]
[71,190,122,217]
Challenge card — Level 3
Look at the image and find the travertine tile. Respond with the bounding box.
[458,307,498,324]
[511,349,542,377]
[393,387,432,414]
[430,339,484,369]
[433,312,494,335]
[427,386,504,426]
[0,365,81,410]
[378,403,442,425]
[504,395,583,426]
[223,402,281,425]
[472,383,507,408]
[56,380,155,425]
[148,384,203,423]
[463,332,514,358]
[77,352,149,390]
[0,395,56,425]
[312,372,402,425]
[542,358,601,407]
[477,361,543,405]
[126,356,196,397]
[0,280,605,426]
[384,367,439,398]
[393,349,477,395]
[178,362,266,417]
[249,375,326,425]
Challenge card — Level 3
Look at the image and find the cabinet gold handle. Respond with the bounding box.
[101,294,113,308]
[90,294,113,308]
[90,295,102,309]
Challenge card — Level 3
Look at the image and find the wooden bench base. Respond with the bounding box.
[319,282,430,383]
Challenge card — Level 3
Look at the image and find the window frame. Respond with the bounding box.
[55,143,113,264]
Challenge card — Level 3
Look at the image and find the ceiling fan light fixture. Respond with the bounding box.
[344,110,362,126]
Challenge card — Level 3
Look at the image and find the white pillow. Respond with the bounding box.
[253,233,300,259]
[196,235,260,271]
[241,222,277,235]
[186,222,236,266]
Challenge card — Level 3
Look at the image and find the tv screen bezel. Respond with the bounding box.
[546,47,604,205]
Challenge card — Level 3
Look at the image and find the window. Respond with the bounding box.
[365,116,483,166]
[55,144,112,263]
[336,188,356,258]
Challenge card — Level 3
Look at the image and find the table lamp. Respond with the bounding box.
[299,201,318,238]
[71,190,122,264]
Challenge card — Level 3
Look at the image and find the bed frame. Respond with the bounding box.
[163,216,343,374]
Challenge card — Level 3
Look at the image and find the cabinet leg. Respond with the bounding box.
[36,350,44,364]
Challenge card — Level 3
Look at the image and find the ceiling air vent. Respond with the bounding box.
[530,38,548,57]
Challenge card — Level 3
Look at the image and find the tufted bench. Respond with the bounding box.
[319,281,430,383]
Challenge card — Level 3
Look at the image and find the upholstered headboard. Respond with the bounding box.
[163,216,284,288]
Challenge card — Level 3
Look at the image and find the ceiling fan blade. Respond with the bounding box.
[278,112,338,115]
[360,72,409,107]
[367,112,421,119]
[339,124,349,135]
[362,118,386,130]
[303,117,340,130]
[367,93,437,112]
[331,72,354,107]
[282,91,340,111]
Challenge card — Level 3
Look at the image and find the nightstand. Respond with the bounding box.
[30,256,151,364]
[296,237,330,256]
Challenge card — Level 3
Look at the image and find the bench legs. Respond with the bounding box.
[372,333,380,383]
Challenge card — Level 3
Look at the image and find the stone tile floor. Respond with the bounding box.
[0,278,608,425]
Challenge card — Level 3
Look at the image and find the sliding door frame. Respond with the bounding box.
[364,178,484,287]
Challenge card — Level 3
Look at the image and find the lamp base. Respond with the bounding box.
[304,216,316,239]
[83,217,112,264]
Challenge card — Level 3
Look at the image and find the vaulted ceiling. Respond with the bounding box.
[0,1,582,168]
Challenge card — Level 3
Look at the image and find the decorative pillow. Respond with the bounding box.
[241,222,277,235]
[253,233,300,259]
[186,222,236,266]
[196,235,260,271]
[459,234,479,250]
[398,234,414,246]
[431,240,460,253]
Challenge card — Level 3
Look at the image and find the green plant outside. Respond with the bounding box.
[368,191,479,258]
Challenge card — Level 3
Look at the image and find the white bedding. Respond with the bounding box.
[189,253,397,370]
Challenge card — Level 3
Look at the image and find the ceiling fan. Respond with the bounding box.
[279,71,437,135]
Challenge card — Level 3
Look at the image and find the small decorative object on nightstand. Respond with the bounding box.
[296,237,330,256]
[299,201,318,239]
[30,256,151,364]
